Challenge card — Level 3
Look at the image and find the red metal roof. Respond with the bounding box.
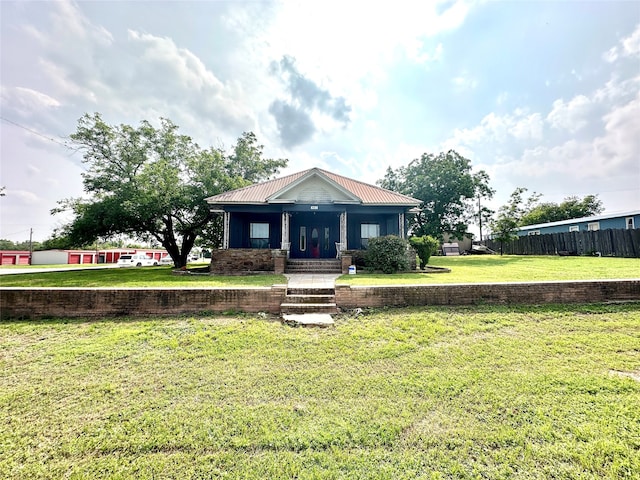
[205,168,421,206]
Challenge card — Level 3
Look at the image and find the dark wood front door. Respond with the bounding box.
[291,214,339,259]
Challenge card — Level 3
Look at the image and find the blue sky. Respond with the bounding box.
[1,0,638,241]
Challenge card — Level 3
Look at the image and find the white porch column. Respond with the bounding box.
[398,212,405,239]
[340,211,348,248]
[223,212,230,249]
[281,212,291,251]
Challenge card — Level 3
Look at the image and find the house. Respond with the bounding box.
[517,210,640,236]
[205,168,421,271]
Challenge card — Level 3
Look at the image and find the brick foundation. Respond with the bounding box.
[209,249,287,274]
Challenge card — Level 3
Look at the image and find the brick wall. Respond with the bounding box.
[209,249,282,274]
[1,286,288,319]
[2,280,638,320]
[335,280,640,308]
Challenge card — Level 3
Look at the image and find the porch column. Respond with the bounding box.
[340,211,348,248]
[222,211,230,249]
[281,212,291,252]
[398,212,405,239]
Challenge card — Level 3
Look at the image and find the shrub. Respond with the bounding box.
[366,235,411,274]
[347,249,368,268]
[409,235,440,269]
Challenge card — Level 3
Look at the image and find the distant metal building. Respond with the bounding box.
[518,210,640,236]
[0,250,31,265]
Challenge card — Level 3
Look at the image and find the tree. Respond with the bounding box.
[489,187,536,255]
[378,150,492,240]
[470,170,496,242]
[520,195,603,226]
[56,113,287,268]
[409,235,439,269]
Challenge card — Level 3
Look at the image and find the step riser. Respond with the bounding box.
[284,295,335,305]
[285,260,341,274]
[281,304,338,315]
[287,288,335,295]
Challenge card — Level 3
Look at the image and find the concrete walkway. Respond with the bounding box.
[284,273,341,289]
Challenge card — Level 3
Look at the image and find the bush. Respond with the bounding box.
[347,249,368,268]
[409,235,440,269]
[366,235,411,274]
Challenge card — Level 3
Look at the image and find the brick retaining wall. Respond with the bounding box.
[335,280,640,308]
[1,286,288,319]
[1,280,638,320]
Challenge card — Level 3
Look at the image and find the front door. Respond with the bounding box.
[291,213,339,259]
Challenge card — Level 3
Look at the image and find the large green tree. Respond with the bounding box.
[519,195,603,226]
[378,150,493,239]
[55,113,286,268]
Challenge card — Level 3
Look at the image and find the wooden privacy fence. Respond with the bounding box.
[486,229,640,257]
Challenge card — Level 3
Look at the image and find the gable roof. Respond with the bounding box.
[205,167,421,207]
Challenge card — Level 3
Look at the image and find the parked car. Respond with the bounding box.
[117,253,159,267]
[160,255,175,266]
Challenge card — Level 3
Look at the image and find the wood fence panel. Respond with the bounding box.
[485,229,640,257]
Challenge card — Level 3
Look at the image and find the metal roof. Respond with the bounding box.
[205,168,421,207]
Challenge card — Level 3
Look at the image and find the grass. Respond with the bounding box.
[1,304,639,478]
[0,266,286,287]
[338,255,640,285]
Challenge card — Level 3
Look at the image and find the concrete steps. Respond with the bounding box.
[280,287,338,315]
[285,259,341,274]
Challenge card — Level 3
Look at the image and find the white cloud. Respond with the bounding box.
[546,95,593,133]
[0,86,61,120]
[603,22,640,62]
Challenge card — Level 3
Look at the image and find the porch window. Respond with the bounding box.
[250,223,270,248]
[587,222,600,231]
[361,223,380,248]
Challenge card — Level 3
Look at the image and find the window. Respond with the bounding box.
[299,226,307,252]
[250,222,269,248]
[569,225,579,232]
[626,217,635,229]
[587,222,600,231]
[361,223,380,248]
[527,230,540,236]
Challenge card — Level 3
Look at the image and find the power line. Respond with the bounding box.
[0,116,80,153]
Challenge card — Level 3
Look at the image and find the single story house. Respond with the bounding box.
[206,168,421,262]
[518,210,640,236]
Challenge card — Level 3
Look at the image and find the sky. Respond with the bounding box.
[1,0,639,242]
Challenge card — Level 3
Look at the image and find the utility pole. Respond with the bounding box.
[29,228,33,265]
[477,196,483,243]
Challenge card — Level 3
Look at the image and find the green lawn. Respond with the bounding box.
[1,304,638,478]
[0,266,286,287]
[338,255,640,285]
[1,255,638,288]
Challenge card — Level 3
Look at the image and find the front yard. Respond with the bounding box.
[1,304,639,479]
[339,255,640,285]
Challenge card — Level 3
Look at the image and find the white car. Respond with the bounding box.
[117,253,159,267]
[160,255,175,266]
